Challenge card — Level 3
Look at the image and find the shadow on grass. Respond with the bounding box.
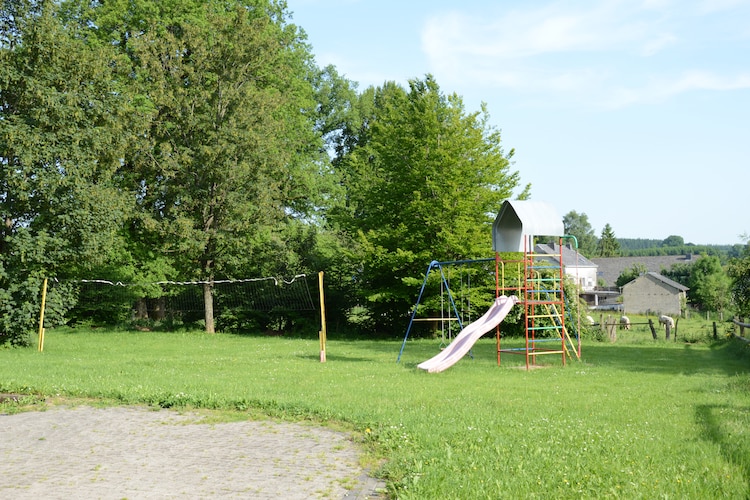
[696,403,750,481]
[583,340,750,377]
[295,353,381,363]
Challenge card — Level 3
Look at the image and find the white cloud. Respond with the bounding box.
[640,32,678,56]
[697,0,750,14]
[604,71,750,108]
[422,2,660,61]
[421,1,750,109]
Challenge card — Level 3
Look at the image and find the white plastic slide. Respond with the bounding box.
[417,295,518,373]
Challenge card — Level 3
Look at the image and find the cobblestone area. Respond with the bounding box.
[0,406,386,499]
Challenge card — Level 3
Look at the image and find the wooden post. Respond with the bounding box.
[665,321,671,340]
[648,318,657,339]
[37,278,48,352]
[712,321,717,339]
[318,271,327,363]
[607,317,617,342]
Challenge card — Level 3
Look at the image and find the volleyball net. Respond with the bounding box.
[45,275,317,330]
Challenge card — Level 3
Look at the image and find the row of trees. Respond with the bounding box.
[562,211,620,257]
[1,0,528,343]
[563,212,744,260]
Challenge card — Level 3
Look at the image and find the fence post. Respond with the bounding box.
[648,318,657,339]
[37,278,48,352]
[713,321,717,340]
[607,317,617,342]
[318,271,327,363]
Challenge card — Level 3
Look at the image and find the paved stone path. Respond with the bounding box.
[0,406,386,499]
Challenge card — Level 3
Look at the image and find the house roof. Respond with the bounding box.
[591,254,698,286]
[622,271,689,292]
[492,200,565,252]
[535,243,598,269]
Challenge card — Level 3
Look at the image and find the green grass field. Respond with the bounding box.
[1,321,749,498]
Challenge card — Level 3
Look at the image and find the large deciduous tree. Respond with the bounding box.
[332,76,527,332]
[1,0,140,344]
[67,0,327,332]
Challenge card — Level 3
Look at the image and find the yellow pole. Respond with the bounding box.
[38,278,48,352]
[318,271,327,363]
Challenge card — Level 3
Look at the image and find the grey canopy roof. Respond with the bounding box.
[492,200,565,252]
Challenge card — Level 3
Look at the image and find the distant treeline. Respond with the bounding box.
[617,239,744,259]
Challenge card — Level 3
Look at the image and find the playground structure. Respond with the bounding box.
[399,200,582,371]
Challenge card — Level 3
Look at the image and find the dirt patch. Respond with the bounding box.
[0,393,26,403]
[0,405,386,499]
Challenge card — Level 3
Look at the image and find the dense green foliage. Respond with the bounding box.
[0,0,525,343]
[618,241,738,258]
[689,255,732,316]
[329,77,526,331]
[1,327,749,498]
[728,243,750,317]
[2,1,749,346]
[562,211,597,257]
[615,263,647,287]
[1,1,139,343]
[0,0,346,341]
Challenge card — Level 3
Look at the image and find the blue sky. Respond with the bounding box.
[288,0,749,245]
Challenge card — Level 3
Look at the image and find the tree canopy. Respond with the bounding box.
[4,1,747,344]
[688,255,731,316]
[330,76,527,330]
[616,264,647,288]
[729,243,750,317]
[597,223,621,257]
[563,211,597,257]
[1,0,332,340]
[1,0,140,343]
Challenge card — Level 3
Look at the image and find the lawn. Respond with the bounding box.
[1,323,749,499]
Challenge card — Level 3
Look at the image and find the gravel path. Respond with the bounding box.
[0,405,386,499]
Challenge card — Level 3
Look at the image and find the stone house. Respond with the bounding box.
[621,272,688,316]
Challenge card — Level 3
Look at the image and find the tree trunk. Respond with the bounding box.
[134,298,148,320]
[151,297,166,321]
[203,281,215,333]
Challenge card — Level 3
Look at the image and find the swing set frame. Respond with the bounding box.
[397,258,494,363]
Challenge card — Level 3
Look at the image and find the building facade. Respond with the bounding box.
[621,272,688,316]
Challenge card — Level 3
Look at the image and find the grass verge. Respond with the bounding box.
[1,326,749,498]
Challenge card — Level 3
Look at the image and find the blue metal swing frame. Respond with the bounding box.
[397,258,494,363]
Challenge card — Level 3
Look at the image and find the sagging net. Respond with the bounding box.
[57,275,316,328]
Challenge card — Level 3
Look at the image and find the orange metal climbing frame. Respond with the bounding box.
[495,236,578,369]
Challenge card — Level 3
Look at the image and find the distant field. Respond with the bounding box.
[1,325,749,498]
